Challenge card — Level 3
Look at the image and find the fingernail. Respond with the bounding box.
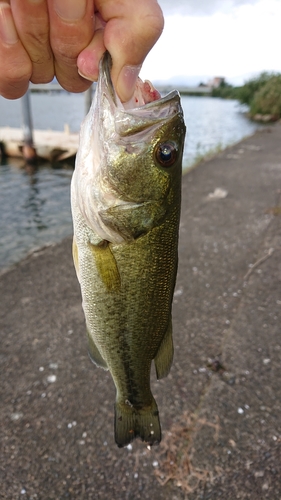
[54,0,87,21]
[78,69,95,82]
[116,65,142,103]
[77,51,99,82]
[0,4,18,45]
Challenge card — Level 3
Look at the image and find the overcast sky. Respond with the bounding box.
[140,0,281,85]
[158,0,260,16]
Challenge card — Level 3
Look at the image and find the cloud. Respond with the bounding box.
[142,0,281,84]
[158,0,260,16]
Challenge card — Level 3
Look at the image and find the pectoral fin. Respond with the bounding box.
[87,328,108,370]
[154,317,174,380]
[88,241,121,292]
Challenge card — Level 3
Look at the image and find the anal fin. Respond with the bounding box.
[154,317,174,380]
[87,328,108,370]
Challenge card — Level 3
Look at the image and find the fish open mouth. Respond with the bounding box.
[99,51,181,131]
[102,51,166,112]
[122,78,162,110]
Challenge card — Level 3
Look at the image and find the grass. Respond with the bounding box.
[183,143,223,173]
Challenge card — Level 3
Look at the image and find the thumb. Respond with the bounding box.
[102,4,164,102]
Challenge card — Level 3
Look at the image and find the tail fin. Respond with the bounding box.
[114,398,161,448]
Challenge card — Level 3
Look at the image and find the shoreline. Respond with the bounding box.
[0,124,267,275]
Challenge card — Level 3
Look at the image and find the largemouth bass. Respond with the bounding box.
[71,52,186,447]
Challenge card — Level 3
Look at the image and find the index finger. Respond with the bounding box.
[46,0,95,93]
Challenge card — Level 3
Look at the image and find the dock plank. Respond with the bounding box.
[0,127,79,161]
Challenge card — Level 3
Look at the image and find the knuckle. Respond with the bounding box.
[25,33,53,64]
[6,62,32,85]
[144,10,164,41]
[59,78,92,93]
[52,43,80,70]
[131,1,164,42]
[55,64,92,93]
[30,73,53,84]
[0,55,32,98]
[0,81,29,99]
[51,27,93,62]
[26,28,49,47]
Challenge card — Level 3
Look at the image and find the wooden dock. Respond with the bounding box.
[0,126,79,162]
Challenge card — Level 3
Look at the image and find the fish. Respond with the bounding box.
[71,51,186,447]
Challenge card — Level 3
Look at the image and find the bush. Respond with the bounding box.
[236,72,276,106]
[249,75,281,118]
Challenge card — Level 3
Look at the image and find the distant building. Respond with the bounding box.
[207,77,225,88]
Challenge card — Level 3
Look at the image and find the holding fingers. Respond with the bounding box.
[9,0,53,85]
[0,2,32,99]
[0,0,164,101]
[78,0,164,102]
[0,0,96,99]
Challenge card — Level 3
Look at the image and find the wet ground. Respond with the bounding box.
[1,124,281,499]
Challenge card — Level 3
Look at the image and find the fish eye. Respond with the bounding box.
[155,141,178,167]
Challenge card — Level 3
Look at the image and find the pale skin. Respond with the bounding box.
[0,0,164,101]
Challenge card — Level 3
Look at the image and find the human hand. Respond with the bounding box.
[0,0,164,102]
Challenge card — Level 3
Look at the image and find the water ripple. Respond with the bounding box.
[0,160,73,270]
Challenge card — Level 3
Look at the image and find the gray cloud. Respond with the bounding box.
[158,0,260,16]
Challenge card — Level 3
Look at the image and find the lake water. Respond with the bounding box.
[0,92,260,271]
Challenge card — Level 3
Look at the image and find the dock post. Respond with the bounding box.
[84,85,93,115]
[21,89,37,162]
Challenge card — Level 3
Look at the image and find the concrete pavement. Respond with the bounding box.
[1,124,281,499]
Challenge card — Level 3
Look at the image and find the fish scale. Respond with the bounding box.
[71,51,186,447]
